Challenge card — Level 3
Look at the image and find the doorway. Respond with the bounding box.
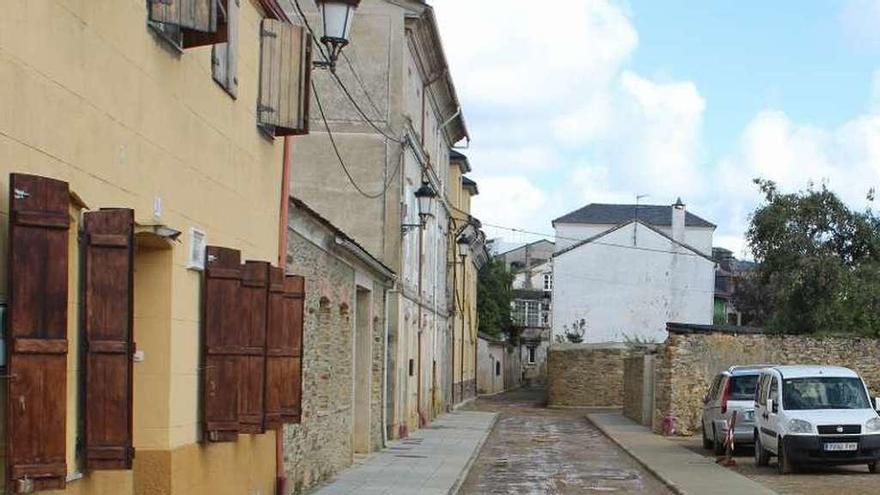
[353,287,373,454]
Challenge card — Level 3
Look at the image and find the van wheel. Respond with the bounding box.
[702,423,713,450]
[777,438,795,474]
[869,461,878,473]
[713,426,725,455]
[755,434,770,467]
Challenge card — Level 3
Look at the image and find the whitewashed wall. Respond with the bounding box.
[552,222,715,344]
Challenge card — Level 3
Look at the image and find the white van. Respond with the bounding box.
[753,366,880,474]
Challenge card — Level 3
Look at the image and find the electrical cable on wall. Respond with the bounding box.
[482,222,714,259]
[312,79,404,199]
[292,0,402,144]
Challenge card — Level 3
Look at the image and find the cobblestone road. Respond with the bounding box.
[459,386,673,494]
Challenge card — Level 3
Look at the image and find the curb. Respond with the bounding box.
[448,412,499,495]
[586,414,686,495]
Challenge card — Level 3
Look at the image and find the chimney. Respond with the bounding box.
[672,198,686,242]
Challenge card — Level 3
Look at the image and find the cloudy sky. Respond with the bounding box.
[430,0,880,257]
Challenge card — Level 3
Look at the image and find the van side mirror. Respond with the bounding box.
[875,397,880,411]
[767,399,777,414]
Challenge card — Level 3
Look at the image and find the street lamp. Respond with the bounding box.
[402,181,437,234]
[457,235,471,260]
[314,0,360,72]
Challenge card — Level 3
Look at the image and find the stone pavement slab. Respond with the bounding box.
[311,411,497,495]
[588,413,778,495]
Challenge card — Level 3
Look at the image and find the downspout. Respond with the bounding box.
[276,136,292,495]
[449,237,457,407]
[382,286,394,446]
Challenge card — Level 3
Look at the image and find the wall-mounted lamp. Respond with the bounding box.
[313,0,361,72]
[457,235,471,260]
[402,180,437,234]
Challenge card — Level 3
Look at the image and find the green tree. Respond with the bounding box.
[477,258,514,338]
[743,179,880,335]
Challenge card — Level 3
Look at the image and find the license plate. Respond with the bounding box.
[743,410,755,422]
[824,442,858,452]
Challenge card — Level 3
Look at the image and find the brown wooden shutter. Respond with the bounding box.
[212,0,240,97]
[239,261,268,433]
[257,19,313,137]
[202,246,242,442]
[265,273,305,427]
[149,0,226,48]
[83,209,135,470]
[7,174,70,492]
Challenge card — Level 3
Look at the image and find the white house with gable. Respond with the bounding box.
[551,200,716,343]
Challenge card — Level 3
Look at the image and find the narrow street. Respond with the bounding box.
[459,386,673,494]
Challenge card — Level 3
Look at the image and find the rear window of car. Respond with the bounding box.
[728,374,759,400]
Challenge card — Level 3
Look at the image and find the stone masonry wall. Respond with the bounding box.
[654,327,880,435]
[623,355,645,423]
[547,344,626,407]
[282,231,386,493]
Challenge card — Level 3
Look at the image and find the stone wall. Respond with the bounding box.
[623,355,645,422]
[654,324,880,435]
[282,230,387,493]
[547,344,627,407]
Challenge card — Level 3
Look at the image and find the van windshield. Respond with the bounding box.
[782,377,870,410]
[728,375,758,401]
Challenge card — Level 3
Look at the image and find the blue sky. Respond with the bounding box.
[432,0,880,256]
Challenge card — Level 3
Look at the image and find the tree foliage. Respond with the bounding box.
[477,258,514,338]
[742,179,880,335]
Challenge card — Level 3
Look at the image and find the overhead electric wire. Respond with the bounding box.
[292,0,402,144]
[481,222,713,259]
[312,79,404,199]
[341,51,384,119]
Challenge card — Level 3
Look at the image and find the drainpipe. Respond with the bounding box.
[449,245,457,407]
[276,136,292,495]
[382,286,393,446]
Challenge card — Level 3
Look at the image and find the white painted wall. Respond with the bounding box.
[511,260,552,290]
[551,222,715,343]
[555,223,714,256]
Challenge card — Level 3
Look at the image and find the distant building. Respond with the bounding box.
[552,200,716,343]
[712,247,757,326]
[495,240,555,383]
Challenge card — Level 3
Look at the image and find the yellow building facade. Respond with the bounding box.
[0,0,295,493]
[447,152,482,405]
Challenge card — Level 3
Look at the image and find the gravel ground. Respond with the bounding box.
[458,386,673,494]
[673,436,880,494]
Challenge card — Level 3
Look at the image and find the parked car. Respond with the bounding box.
[702,365,770,454]
[753,366,880,474]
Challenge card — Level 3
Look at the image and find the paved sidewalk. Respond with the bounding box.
[312,411,497,495]
[588,413,778,495]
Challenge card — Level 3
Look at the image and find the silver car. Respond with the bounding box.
[701,365,772,454]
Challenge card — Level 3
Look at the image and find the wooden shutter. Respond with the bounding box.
[257,19,313,136]
[7,174,69,492]
[212,0,240,97]
[83,209,135,470]
[265,272,305,427]
[202,246,242,442]
[149,0,226,48]
[239,261,269,434]
[149,0,217,32]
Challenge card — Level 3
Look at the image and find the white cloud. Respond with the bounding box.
[433,0,880,257]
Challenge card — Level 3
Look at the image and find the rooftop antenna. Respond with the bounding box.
[634,194,649,245]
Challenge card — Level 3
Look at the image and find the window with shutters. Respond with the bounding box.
[212,0,240,97]
[257,19,313,137]
[148,0,227,51]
